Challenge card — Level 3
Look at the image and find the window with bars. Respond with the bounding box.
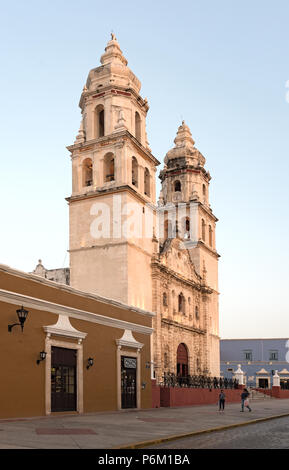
[269,350,278,361]
[243,350,253,361]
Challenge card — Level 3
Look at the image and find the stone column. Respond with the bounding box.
[104,94,112,135]
[85,98,94,140]
[114,142,124,184]
[71,154,79,194]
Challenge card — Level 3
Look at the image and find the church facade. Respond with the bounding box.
[64,35,220,380]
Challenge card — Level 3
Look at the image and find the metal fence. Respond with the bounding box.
[161,372,239,389]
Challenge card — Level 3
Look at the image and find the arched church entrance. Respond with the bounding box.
[177,343,188,377]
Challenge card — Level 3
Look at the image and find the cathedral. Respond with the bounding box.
[33,35,220,380]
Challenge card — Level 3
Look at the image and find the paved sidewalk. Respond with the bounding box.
[1,399,289,449]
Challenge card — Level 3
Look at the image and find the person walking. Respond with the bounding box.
[218,389,226,412]
[240,388,252,412]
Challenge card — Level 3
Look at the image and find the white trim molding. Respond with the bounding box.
[256,368,270,374]
[44,315,87,343]
[116,329,144,350]
[116,347,141,411]
[0,263,155,318]
[45,337,84,415]
[0,288,153,336]
[116,330,144,411]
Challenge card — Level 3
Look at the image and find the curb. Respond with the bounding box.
[115,412,289,449]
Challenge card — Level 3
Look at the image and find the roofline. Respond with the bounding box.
[221,338,289,341]
[0,263,155,318]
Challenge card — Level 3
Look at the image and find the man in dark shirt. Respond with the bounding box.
[218,389,226,412]
[240,388,252,412]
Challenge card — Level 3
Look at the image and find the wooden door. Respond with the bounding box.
[121,356,137,409]
[177,343,188,377]
[51,347,77,412]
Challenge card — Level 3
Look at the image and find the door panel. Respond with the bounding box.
[51,347,77,412]
[121,356,137,409]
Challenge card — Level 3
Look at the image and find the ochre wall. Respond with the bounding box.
[1,301,54,418]
[0,269,152,328]
[0,269,152,419]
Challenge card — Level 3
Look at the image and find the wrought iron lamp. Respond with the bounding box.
[87,357,94,369]
[37,351,47,365]
[8,306,29,332]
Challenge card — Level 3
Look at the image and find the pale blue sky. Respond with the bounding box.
[0,0,288,338]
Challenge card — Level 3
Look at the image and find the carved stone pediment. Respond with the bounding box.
[159,238,200,283]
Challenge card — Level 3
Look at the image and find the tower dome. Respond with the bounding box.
[82,34,141,96]
[164,121,205,167]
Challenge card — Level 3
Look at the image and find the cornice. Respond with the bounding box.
[66,184,157,207]
[196,240,220,259]
[69,239,153,260]
[159,165,211,183]
[0,264,155,319]
[67,129,160,166]
[161,317,206,335]
[209,333,221,340]
[199,202,218,222]
[0,288,154,335]
[79,85,149,113]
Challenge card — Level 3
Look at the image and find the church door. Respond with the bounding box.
[51,347,77,412]
[121,356,137,409]
[177,343,189,377]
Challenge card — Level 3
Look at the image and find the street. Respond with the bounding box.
[0,398,289,449]
[150,415,289,449]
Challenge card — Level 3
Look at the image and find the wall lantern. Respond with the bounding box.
[8,306,29,333]
[87,357,94,369]
[37,351,47,365]
[141,382,147,390]
[145,362,151,369]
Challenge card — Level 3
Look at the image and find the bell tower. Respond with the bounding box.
[67,35,160,310]
[159,121,220,375]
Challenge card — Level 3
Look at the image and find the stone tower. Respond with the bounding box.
[67,37,220,378]
[67,35,159,311]
[156,121,220,376]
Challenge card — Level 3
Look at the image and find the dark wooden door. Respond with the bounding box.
[177,343,188,377]
[121,356,137,409]
[258,378,269,389]
[51,347,77,412]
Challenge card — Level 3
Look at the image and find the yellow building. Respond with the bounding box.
[0,264,153,419]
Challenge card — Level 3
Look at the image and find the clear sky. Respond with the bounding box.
[1,0,288,339]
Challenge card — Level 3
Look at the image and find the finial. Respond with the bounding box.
[75,117,86,143]
[111,31,116,41]
[38,259,42,264]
